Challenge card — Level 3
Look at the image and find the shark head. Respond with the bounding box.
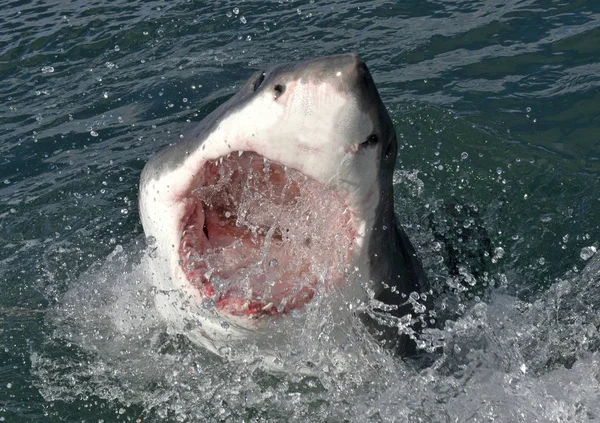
[139,54,406,351]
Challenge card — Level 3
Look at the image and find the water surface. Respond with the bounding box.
[1,0,600,421]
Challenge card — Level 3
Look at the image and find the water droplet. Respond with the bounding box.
[461,152,468,160]
[41,66,54,73]
[580,246,597,261]
[491,247,505,264]
[90,130,98,137]
[233,7,239,15]
[269,259,278,267]
[526,107,531,113]
[202,298,216,310]
[240,16,247,24]
[114,45,120,52]
[146,236,157,246]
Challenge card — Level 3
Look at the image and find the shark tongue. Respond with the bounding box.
[179,151,357,318]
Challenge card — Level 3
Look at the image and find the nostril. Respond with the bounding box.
[253,72,265,92]
[274,84,285,98]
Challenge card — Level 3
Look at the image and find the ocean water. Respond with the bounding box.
[1,0,600,421]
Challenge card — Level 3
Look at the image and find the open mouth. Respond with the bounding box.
[179,151,360,319]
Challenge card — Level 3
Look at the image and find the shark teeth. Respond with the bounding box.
[261,302,274,312]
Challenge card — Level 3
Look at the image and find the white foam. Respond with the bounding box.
[30,244,600,421]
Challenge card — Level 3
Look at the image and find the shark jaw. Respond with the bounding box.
[178,150,363,321]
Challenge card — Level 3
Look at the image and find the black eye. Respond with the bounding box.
[274,84,285,98]
[360,133,378,149]
[253,72,265,92]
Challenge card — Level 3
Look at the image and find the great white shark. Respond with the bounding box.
[139,54,430,357]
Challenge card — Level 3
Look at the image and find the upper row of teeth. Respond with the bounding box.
[217,151,246,164]
[217,151,277,162]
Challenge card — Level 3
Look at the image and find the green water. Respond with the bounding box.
[1,0,600,421]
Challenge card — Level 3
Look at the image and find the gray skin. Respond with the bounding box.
[141,54,430,356]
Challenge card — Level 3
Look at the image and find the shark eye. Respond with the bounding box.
[253,72,266,92]
[274,84,285,98]
[360,133,378,149]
